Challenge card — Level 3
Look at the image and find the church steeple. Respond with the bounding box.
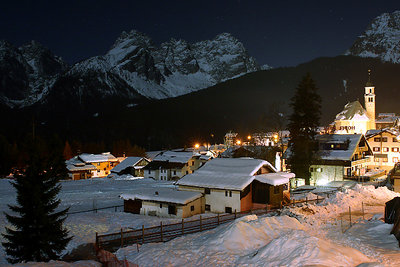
[364,69,376,129]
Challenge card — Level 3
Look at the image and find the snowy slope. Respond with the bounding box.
[347,10,400,63]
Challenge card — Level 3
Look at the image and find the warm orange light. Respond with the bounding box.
[247,135,251,140]
[194,144,200,149]
[236,140,241,145]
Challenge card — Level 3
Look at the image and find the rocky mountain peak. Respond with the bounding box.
[111,29,153,50]
[347,10,400,63]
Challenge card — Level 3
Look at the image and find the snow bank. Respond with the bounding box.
[208,215,304,253]
[115,214,375,266]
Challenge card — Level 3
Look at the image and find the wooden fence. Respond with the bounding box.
[96,196,325,252]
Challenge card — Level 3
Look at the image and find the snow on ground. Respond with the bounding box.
[115,184,400,266]
[0,177,180,265]
[1,176,400,266]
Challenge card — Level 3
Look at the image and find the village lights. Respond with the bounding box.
[247,135,251,140]
[236,140,241,145]
[194,144,200,149]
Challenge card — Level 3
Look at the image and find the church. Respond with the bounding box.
[333,71,376,135]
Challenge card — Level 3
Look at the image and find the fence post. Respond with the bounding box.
[200,215,202,231]
[182,219,184,235]
[120,228,124,247]
[160,221,163,242]
[95,232,99,248]
[217,214,220,225]
[142,225,145,244]
[349,206,352,227]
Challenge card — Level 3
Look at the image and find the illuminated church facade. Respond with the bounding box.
[333,72,376,135]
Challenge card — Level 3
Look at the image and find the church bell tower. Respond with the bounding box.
[364,70,376,129]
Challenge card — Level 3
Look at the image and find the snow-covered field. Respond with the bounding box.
[1,177,400,266]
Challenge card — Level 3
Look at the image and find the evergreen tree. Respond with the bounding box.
[2,141,72,263]
[288,73,321,185]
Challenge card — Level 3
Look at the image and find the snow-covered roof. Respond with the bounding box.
[176,158,280,190]
[111,157,147,173]
[366,128,400,139]
[255,172,295,186]
[315,134,363,161]
[145,150,163,161]
[120,187,202,205]
[79,153,117,163]
[334,101,370,121]
[65,156,97,171]
[153,151,194,163]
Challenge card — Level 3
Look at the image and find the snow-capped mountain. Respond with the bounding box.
[0,30,261,108]
[347,10,400,63]
[0,40,68,108]
[64,30,260,101]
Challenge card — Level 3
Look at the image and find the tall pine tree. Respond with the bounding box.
[2,140,72,263]
[288,73,321,185]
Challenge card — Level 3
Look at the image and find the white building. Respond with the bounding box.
[120,187,204,218]
[366,129,400,171]
[176,158,294,213]
[143,150,208,181]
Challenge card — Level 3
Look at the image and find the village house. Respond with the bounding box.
[66,152,119,179]
[110,156,150,177]
[365,129,400,171]
[308,134,373,186]
[176,158,294,213]
[120,187,204,218]
[143,150,209,181]
[375,113,400,130]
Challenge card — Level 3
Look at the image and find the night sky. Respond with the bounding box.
[1,0,398,67]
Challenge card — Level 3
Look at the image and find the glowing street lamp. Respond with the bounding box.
[194,143,200,149]
[247,135,251,140]
[236,140,241,145]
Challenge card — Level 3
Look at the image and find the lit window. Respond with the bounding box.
[383,147,389,152]
[382,137,388,142]
[393,157,399,163]
[393,147,400,152]
[373,147,380,152]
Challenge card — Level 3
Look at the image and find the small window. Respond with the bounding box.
[383,147,389,152]
[374,158,379,162]
[225,207,232,214]
[173,170,176,175]
[205,188,210,194]
[168,205,177,215]
[382,137,388,142]
[374,137,381,142]
[160,203,162,208]
[225,190,228,197]
[393,138,398,143]
[190,205,194,211]
[229,191,232,197]
[205,204,210,211]
[393,157,399,163]
[192,161,195,166]
[373,147,380,152]
[148,170,151,174]
[393,147,399,152]
[383,158,388,163]
[310,167,314,172]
